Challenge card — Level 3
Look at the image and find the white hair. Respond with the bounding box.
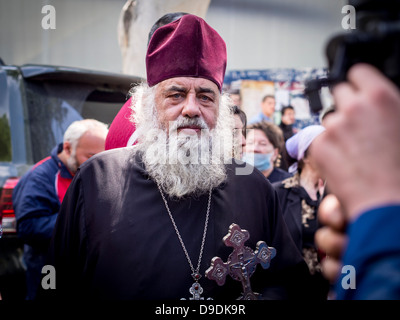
[63,119,109,151]
[64,119,108,173]
[129,82,236,198]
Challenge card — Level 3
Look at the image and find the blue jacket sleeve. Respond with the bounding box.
[336,205,400,300]
[18,214,59,246]
[13,169,60,246]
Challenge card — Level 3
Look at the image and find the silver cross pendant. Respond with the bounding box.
[205,223,276,300]
[181,273,212,300]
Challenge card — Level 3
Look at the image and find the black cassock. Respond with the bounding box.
[42,148,309,300]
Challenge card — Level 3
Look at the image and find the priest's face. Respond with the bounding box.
[131,79,234,198]
[154,77,220,133]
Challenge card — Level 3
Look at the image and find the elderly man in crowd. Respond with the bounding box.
[13,119,108,300]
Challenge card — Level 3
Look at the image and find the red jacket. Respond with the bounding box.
[105,97,136,150]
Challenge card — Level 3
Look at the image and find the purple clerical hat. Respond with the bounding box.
[146,14,227,91]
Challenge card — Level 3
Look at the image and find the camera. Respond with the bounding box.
[305,0,400,113]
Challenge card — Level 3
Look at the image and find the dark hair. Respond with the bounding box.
[228,88,240,95]
[281,105,294,116]
[231,105,247,137]
[247,121,284,167]
[247,121,284,152]
[262,94,275,103]
[285,145,310,174]
[147,12,189,45]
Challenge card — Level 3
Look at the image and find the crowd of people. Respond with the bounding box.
[7,12,400,301]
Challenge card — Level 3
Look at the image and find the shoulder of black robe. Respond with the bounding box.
[40,148,309,300]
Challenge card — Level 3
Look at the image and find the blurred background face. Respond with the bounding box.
[245,129,275,155]
[75,131,106,166]
[303,146,324,179]
[67,130,106,173]
[244,128,279,172]
[281,108,295,125]
[261,97,276,118]
[233,114,246,158]
[230,93,241,108]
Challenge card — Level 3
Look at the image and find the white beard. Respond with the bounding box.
[66,149,78,174]
[130,83,235,198]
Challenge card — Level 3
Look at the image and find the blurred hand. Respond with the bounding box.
[311,63,400,221]
[312,63,400,283]
[315,195,347,283]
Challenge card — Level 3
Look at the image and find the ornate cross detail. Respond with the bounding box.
[181,273,212,300]
[189,280,204,300]
[205,223,276,300]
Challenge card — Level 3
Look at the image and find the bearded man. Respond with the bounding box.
[12,119,108,300]
[43,14,308,300]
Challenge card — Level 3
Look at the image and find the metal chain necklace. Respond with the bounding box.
[157,183,212,300]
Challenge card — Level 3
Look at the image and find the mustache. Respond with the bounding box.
[167,116,209,132]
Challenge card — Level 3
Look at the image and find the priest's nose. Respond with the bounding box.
[182,94,201,118]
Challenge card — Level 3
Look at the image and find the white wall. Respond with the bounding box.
[206,0,345,70]
[0,0,346,74]
[0,0,126,73]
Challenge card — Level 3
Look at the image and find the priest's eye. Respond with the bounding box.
[170,93,184,99]
[199,95,213,102]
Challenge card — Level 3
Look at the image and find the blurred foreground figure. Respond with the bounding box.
[312,64,400,299]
